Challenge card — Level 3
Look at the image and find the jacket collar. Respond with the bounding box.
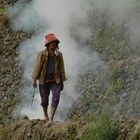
[44,48,60,57]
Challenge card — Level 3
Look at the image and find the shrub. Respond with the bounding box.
[0,8,7,14]
[81,113,116,140]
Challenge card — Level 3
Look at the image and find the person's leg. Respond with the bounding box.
[50,83,61,122]
[42,107,49,121]
[39,84,50,122]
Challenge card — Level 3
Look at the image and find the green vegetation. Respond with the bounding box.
[0,8,7,13]
[90,24,132,61]
[102,79,125,101]
[69,10,137,139]
[81,113,116,140]
[0,2,139,140]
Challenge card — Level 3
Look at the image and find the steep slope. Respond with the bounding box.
[0,1,140,140]
[0,119,79,140]
[69,10,140,120]
[0,14,29,123]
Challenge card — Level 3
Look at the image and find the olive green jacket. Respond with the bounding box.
[32,49,67,85]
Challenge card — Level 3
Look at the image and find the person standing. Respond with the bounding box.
[32,33,67,122]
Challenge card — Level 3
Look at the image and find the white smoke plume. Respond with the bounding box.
[9,0,105,121]
[10,0,140,121]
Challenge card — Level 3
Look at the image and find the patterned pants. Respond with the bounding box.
[39,82,61,108]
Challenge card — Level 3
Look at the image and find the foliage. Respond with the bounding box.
[81,113,117,140]
[0,8,7,14]
[90,19,133,61]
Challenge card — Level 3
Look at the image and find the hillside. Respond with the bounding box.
[0,14,29,124]
[0,0,140,140]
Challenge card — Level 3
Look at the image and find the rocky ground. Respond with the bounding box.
[0,1,140,140]
[68,10,140,139]
[116,120,140,140]
[0,0,17,8]
[68,10,140,120]
[0,116,140,140]
[0,119,79,140]
[0,0,31,8]
[0,14,29,124]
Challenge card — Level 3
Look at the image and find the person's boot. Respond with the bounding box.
[42,107,49,122]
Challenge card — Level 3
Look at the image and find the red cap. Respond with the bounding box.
[45,33,60,46]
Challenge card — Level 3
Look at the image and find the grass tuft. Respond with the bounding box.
[81,113,117,140]
[0,8,7,14]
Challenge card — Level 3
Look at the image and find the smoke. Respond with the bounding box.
[10,0,140,121]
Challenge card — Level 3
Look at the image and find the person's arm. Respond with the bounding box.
[32,51,43,87]
[59,53,67,90]
[59,53,67,81]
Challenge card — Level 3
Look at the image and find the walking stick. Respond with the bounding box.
[31,87,36,107]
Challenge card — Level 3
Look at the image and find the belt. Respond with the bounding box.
[46,79,56,83]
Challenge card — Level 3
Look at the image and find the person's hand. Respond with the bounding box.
[60,81,64,91]
[32,81,37,88]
